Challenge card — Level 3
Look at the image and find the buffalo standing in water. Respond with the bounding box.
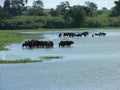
[22,40,54,48]
[58,31,89,38]
[93,32,107,37]
[59,41,74,47]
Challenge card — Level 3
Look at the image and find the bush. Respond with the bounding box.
[108,17,120,27]
[44,16,67,28]
[0,16,46,29]
[84,17,110,27]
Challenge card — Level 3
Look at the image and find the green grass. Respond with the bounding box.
[0,56,63,64]
[0,29,63,51]
[40,56,63,60]
[0,29,45,50]
[0,59,42,64]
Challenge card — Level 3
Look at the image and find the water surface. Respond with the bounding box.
[0,29,120,90]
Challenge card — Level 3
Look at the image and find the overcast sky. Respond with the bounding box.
[0,0,116,9]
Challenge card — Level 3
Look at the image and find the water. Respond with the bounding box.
[0,29,120,90]
[0,30,119,61]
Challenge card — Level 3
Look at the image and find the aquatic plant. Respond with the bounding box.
[40,56,63,60]
[0,58,42,64]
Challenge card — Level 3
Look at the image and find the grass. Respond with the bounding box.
[0,56,63,64]
[0,59,42,64]
[40,56,63,60]
[0,29,44,50]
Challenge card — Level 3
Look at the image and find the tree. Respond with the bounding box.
[102,7,108,11]
[3,0,10,13]
[110,0,120,16]
[67,5,86,27]
[0,6,4,20]
[10,0,28,16]
[85,1,97,16]
[28,0,44,16]
[82,6,92,16]
[57,1,70,10]
[49,8,59,16]
[85,1,97,11]
[32,0,44,9]
[56,1,70,15]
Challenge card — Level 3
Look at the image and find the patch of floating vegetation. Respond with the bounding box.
[0,58,42,64]
[40,56,63,60]
[0,56,63,64]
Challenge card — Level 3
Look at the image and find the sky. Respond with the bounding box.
[0,0,116,9]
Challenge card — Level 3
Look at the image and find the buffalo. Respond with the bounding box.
[59,41,74,47]
[58,32,89,38]
[22,40,54,48]
[94,32,107,37]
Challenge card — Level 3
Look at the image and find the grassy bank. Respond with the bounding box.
[0,29,45,50]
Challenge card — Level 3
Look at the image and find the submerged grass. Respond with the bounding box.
[40,56,63,60]
[0,59,42,64]
[0,56,63,64]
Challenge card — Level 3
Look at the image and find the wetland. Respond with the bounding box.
[0,29,120,90]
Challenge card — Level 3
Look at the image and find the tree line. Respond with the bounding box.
[0,0,120,29]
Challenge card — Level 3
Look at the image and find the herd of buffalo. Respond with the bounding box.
[22,40,54,48]
[22,31,106,49]
[22,40,74,48]
[59,32,106,38]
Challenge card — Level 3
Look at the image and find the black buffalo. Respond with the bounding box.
[94,32,106,37]
[22,40,54,48]
[59,41,74,47]
[59,32,89,38]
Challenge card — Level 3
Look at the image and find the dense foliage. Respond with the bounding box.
[0,0,120,29]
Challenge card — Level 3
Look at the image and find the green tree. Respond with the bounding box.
[102,7,108,11]
[67,5,86,27]
[28,0,44,16]
[10,0,27,16]
[85,1,97,11]
[56,1,70,15]
[0,5,11,20]
[3,0,10,13]
[85,1,97,16]
[32,0,44,9]
[110,0,120,16]
[82,6,92,16]
[49,8,59,16]
[0,6,6,20]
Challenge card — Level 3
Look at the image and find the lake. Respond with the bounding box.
[0,29,120,90]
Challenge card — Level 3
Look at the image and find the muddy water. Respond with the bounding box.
[0,29,120,90]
